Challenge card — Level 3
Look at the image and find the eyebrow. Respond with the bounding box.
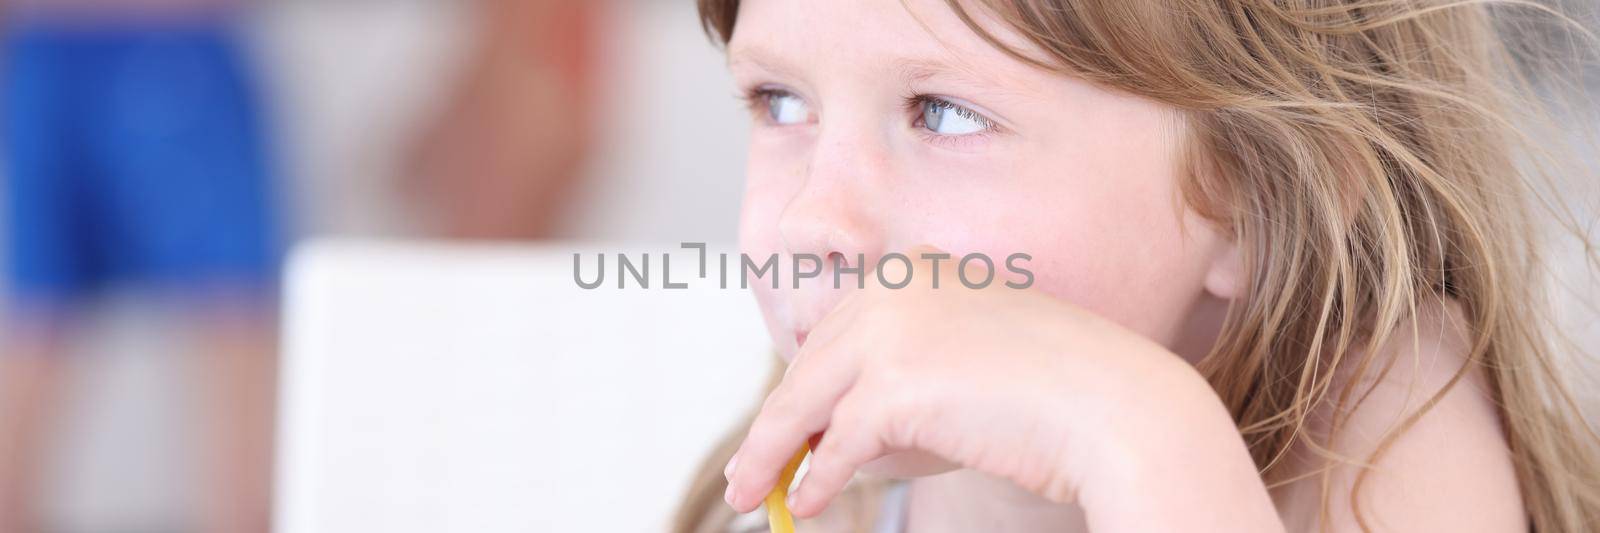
[892,58,976,85]
[728,46,1032,101]
[727,45,802,80]
[891,57,1034,101]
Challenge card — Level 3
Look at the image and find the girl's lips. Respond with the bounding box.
[795,330,810,349]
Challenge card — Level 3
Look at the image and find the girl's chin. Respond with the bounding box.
[858,451,958,478]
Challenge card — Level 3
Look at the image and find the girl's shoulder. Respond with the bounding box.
[1331,296,1478,392]
[1274,296,1524,531]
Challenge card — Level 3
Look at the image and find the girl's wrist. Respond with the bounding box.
[1068,346,1285,532]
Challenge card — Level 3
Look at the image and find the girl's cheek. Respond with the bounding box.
[739,222,797,357]
[738,143,799,242]
[740,157,804,355]
[751,284,799,358]
[889,182,1169,337]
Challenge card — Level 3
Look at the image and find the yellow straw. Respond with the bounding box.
[766,445,810,533]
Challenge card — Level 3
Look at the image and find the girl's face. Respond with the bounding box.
[733,0,1240,362]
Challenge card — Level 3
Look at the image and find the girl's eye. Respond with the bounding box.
[751,88,812,125]
[918,98,992,136]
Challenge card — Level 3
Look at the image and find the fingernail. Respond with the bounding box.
[724,482,737,506]
[786,491,798,509]
[723,455,739,479]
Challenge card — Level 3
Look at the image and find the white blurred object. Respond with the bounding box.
[275,241,771,533]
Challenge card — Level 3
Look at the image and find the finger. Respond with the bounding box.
[910,244,993,291]
[736,290,865,479]
[786,388,888,518]
[866,248,918,291]
[796,283,868,353]
[725,334,862,513]
[867,245,961,292]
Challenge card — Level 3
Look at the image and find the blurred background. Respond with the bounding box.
[0,0,1594,532]
[0,1,749,531]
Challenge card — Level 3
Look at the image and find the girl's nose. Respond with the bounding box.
[777,183,882,276]
[777,137,889,275]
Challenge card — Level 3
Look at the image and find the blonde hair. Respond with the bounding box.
[677,1,1600,532]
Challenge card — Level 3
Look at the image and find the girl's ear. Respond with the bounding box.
[1202,238,1245,301]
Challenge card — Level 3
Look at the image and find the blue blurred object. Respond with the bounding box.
[3,19,281,313]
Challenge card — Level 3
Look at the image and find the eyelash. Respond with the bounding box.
[738,86,1001,144]
[905,94,1000,150]
[739,87,803,125]
[907,95,993,130]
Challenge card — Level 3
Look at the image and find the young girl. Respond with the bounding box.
[674,0,1600,531]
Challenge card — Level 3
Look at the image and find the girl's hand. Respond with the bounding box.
[721,250,1284,532]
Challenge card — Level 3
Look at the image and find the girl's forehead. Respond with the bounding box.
[728,0,1047,93]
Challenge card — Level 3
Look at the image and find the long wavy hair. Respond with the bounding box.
[675,1,1600,531]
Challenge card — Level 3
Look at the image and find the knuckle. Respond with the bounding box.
[815,431,856,463]
[809,443,854,488]
[760,388,799,419]
[753,415,802,448]
[878,387,929,446]
[744,420,790,455]
[863,351,914,387]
